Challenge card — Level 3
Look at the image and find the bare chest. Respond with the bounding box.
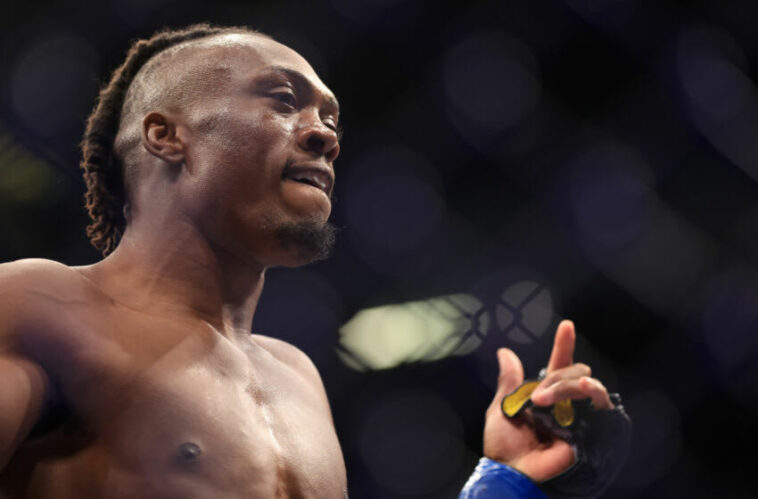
[23,317,346,499]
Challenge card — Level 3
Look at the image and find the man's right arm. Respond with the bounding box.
[0,354,49,469]
[0,261,55,470]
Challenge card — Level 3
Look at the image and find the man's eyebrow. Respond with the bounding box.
[262,65,340,114]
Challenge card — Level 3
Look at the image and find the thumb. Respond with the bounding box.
[495,348,525,399]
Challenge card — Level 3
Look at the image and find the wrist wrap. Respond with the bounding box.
[459,458,548,499]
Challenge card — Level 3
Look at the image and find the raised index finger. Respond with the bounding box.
[546,320,576,372]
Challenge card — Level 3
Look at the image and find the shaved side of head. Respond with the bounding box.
[114,32,272,203]
[80,24,270,255]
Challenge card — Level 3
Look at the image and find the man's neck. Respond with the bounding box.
[79,221,266,338]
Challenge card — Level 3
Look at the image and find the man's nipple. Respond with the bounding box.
[177,442,202,462]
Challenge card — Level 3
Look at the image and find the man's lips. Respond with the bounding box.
[282,161,335,197]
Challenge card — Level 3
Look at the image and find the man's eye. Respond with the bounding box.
[330,123,344,141]
[323,117,341,134]
[272,92,296,108]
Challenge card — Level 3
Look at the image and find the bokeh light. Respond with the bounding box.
[702,264,758,373]
[564,142,715,314]
[0,131,56,205]
[10,31,100,138]
[341,145,446,273]
[338,294,488,370]
[443,31,541,153]
[676,27,758,183]
[567,143,655,250]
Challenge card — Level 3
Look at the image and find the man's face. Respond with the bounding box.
[172,34,341,267]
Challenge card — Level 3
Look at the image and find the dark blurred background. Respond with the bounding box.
[2,0,757,497]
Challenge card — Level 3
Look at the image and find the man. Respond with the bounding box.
[0,24,628,498]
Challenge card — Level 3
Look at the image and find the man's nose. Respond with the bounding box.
[296,119,340,162]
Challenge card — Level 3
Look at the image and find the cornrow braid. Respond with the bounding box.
[80,23,258,256]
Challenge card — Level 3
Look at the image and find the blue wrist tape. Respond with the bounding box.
[459,458,549,499]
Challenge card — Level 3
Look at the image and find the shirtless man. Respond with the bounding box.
[0,25,628,498]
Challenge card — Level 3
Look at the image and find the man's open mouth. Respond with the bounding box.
[282,163,334,196]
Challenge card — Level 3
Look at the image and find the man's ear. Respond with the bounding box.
[141,111,186,164]
[122,201,132,223]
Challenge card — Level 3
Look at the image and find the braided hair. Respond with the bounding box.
[80,23,263,256]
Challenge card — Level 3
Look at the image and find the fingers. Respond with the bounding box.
[531,361,591,405]
[495,348,525,398]
[546,320,576,372]
[527,320,614,410]
[531,375,613,409]
[540,363,592,388]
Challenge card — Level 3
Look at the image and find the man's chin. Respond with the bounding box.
[273,219,337,265]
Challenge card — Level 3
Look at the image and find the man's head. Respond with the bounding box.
[81,24,340,265]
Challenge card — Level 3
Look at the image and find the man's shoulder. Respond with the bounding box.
[0,258,89,296]
[1,257,76,276]
[0,258,93,333]
[252,334,334,412]
[252,334,324,385]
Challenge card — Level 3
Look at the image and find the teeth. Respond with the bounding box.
[290,173,327,191]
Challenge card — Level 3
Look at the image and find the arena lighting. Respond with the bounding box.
[337,294,489,370]
[337,281,557,370]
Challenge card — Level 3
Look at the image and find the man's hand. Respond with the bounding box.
[483,320,614,482]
